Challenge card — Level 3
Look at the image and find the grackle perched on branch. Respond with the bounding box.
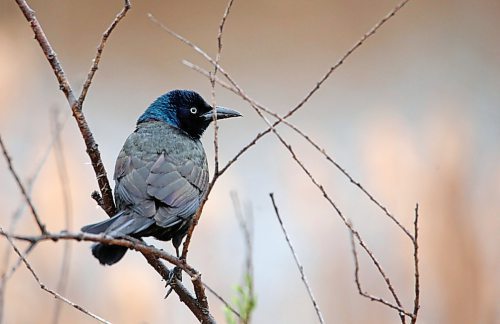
[81,90,241,265]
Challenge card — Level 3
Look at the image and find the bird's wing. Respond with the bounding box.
[146,153,208,227]
[114,152,157,218]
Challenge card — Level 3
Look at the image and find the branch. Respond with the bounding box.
[348,224,413,319]
[154,4,414,318]
[284,0,412,121]
[203,282,242,320]
[143,256,215,324]
[0,228,110,323]
[13,0,126,216]
[411,204,420,324]
[0,134,46,234]
[3,229,221,322]
[78,0,131,108]
[185,61,413,239]
[0,116,67,322]
[269,194,325,324]
[211,0,236,174]
[153,1,415,238]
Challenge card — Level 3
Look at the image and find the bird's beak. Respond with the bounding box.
[201,106,242,121]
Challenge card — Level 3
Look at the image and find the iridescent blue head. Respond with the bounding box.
[138,90,241,139]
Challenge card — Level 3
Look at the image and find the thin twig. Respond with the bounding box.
[155,4,414,238]
[0,242,36,324]
[1,118,64,265]
[50,110,74,324]
[14,1,217,321]
[269,193,325,324]
[0,135,46,234]
[348,223,412,319]
[284,0,412,121]
[411,204,420,324]
[203,282,242,319]
[0,114,68,324]
[159,15,409,317]
[14,0,118,216]
[189,49,412,315]
[211,0,236,174]
[185,57,409,320]
[182,61,415,321]
[142,255,216,324]
[77,0,131,108]
[187,60,413,239]
[0,228,110,324]
[0,243,37,284]
[2,231,199,278]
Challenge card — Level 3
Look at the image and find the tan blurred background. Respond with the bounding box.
[0,0,499,323]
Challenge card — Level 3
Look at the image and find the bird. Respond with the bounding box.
[81,89,241,265]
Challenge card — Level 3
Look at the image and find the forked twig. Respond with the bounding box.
[14,0,122,216]
[203,282,242,320]
[284,0,412,121]
[348,223,411,318]
[78,0,131,108]
[0,135,46,234]
[0,228,110,324]
[185,61,413,239]
[269,194,325,324]
[210,0,235,174]
[152,0,414,238]
[152,1,414,320]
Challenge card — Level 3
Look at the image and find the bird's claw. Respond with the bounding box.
[164,266,183,299]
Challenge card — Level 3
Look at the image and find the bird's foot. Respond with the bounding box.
[164,266,183,299]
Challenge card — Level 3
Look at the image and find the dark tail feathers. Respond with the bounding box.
[91,243,128,265]
[81,212,127,265]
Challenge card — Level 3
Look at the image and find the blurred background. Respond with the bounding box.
[0,0,499,323]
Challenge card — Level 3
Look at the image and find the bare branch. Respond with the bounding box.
[348,223,413,320]
[0,115,67,323]
[411,204,420,324]
[0,135,46,234]
[13,1,218,321]
[167,19,411,318]
[203,282,242,320]
[0,228,110,324]
[2,231,203,278]
[211,0,236,174]
[14,0,120,216]
[0,243,37,285]
[142,255,215,324]
[183,57,413,239]
[159,4,415,238]
[78,0,131,108]
[269,193,325,324]
[0,242,36,323]
[285,0,412,120]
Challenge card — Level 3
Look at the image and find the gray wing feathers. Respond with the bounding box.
[146,153,203,225]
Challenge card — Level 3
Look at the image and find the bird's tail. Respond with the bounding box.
[91,243,128,266]
[81,212,124,234]
[81,212,128,266]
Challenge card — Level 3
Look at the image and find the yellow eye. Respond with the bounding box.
[190,107,197,114]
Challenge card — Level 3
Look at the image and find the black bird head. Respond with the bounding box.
[138,90,241,138]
